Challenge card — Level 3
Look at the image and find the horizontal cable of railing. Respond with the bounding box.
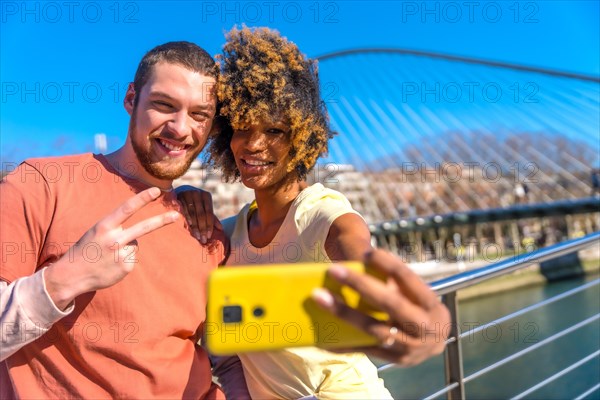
[511,350,600,400]
[463,314,599,384]
[510,350,600,400]
[376,231,600,399]
[414,314,600,399]
[379,277,598,373]
[575,383,600,400]
[459,279,599,339]
[409,314,600,400]
[431,231,600,296]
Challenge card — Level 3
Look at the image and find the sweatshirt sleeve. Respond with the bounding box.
[0,268,74,361]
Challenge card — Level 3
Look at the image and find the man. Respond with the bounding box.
[0,41,231,398]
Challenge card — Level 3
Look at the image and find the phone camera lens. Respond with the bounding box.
[222,305,242,323]
[253,307,264,318]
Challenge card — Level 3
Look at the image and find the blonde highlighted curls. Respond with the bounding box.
[207,26,335,182]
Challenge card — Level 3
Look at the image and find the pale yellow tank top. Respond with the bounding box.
[223,184,392,399]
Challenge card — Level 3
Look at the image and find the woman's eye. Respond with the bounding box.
[267,128,284,134]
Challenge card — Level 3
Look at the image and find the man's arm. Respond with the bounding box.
[0,163,73,360]
[1,186,180,358]
[0,271,74,361]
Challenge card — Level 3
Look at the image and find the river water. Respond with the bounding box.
[379,274,600,399]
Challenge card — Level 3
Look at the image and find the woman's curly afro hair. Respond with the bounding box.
[207,26,335,182]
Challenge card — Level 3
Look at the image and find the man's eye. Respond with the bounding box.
[192,112,209,121]
[154,101,172,109]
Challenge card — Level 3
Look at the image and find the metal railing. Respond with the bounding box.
[368,196,600,234]
[378,231,600,399]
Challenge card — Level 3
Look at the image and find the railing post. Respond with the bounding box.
[442,291,465,400]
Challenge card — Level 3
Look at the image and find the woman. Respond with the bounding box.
[180,26,449,399]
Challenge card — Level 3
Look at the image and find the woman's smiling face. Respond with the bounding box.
[230,117,295,191]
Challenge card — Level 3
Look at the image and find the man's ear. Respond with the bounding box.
[124,83,135,115]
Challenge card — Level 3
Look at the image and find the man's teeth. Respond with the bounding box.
[160,139,185,151]
[246,160,269,166]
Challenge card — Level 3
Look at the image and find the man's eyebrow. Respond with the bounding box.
[148,91,215,110]
[148,91,176,100]
[193,103,217,111]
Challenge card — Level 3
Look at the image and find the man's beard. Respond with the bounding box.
[129,110,202,180]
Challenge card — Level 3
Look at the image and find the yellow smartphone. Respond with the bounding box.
[204,262,388,355]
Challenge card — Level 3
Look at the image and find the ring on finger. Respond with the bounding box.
[381,326,398,349]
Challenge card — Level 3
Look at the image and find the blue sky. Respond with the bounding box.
[1,0,599,165]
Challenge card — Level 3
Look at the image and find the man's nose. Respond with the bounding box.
[166,111,191,138]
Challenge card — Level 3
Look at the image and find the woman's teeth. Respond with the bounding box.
[245,160,269,166]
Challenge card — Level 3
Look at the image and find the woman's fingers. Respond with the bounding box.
[199,190,215,240]
[311,287,442,365]
[325,264,431,338]
[176,187,215,244]
[364,249,441,310]
[312,249,451,365]
[312,287,394,341]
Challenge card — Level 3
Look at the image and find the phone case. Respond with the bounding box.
[204,262,388,355]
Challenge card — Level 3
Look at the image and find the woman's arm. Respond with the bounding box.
[324,213,372,262]
[320,213,450,366]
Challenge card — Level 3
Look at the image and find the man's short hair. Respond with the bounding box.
[133,41,218,103]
